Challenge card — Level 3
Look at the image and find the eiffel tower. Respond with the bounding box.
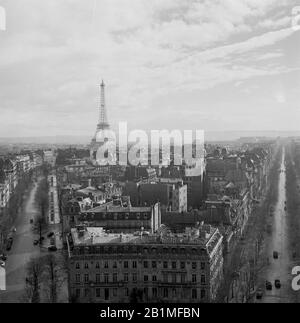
[97,80,110,131]
[90,80,111,164]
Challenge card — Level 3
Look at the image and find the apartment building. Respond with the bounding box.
[67,224,223,303]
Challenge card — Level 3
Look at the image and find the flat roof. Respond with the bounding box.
[85,204,152,213]
[70,226,221,250]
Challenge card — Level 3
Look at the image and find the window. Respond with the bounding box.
[201,262,205,270]
[104,274,109,283]
[152,275,157,282]
[152,288,158,298]
[75,289,80,298]
[192,262,197,270]
[84,289,89,297]
[96,288,101,298]
[75,262,80,270]
[125,288,129,297]
[163,273,168,283]
[84,263,89,269]
[113,273,118,283]
[124,273,129,282]
[104,261,109,269]
[132,273,137,282]
[201,275,206,285]
[181,274,186,284]
[163,288,168,298]
[113,262,117,269]
[96,262,100,269]
[172,261,176,269]
[172,274,176,283]
[143,261,148,268]
[75,274,81,283]
[124,261,128,269]
[201,289,206,299]
[180,262,185,269]
[192,289,197,300]
[105,288,109,300]
[144,287,148,298]
[96,274,100,283]
[163,261,168,269]
[144,275,149,282]
[172,288,177,298]
[192,274,197,283]
[152,261,157,269]
[84,274,89,283]
[113,288,117,297]
[132,261,137,269]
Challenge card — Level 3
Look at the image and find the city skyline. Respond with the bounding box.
[1,0,300,138]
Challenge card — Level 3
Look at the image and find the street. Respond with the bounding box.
[0,179,41,303]
[256,148,293,303]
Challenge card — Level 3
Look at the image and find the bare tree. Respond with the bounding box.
[34,179,49,241]
[23,257,43,303]
[42,254,62,303]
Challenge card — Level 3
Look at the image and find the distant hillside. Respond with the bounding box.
[0,131,300,145]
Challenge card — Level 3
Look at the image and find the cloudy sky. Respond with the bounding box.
[0,0,300,138]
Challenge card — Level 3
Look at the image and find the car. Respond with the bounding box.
[6,238,13,251]
[47,232,54,238]
[266,281,272,290]
[273,251,279,259]
[256,288,263,300]
[33,240,39,245]
[48,245,57,252]
[0,254,7,261]
[275,280,281,289]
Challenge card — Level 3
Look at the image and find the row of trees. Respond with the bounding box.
[216,143,283,303]
[34,178,49,242]
[0,170,34,253]
[23,254,65,303]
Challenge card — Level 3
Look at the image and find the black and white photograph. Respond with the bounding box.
[1,0,300,314]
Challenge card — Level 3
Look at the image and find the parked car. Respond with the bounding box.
[6,238,13,251]
[0,254,7,261]
[47,232,54,238]
[266,281,272,290]
[50,236,56,245]
[48,245,57,252]
[275,280,281,289]
[256,288,263,300]
[273,251,279,259]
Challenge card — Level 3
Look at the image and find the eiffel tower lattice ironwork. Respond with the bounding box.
[97,80,110,130]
